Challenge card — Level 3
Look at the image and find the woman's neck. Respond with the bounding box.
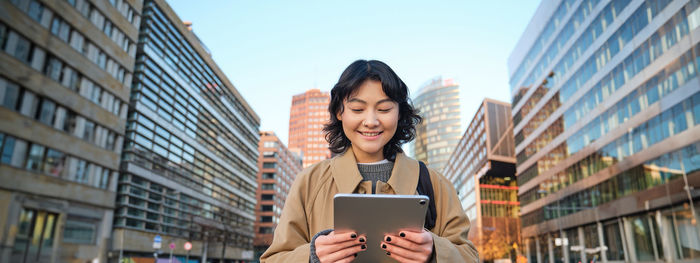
[351,146,384,163]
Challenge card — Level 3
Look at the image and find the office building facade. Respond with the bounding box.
[443,98,518,261]
[288,89,330,168]
[115,0,260,261]
[413,77,461,172]
[508,0,700,262]
[254,131,302,258]
[0,0,137,262]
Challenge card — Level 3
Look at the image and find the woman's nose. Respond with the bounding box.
[363,113,379,127]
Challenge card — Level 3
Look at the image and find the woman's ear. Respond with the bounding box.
[336,106,343,121]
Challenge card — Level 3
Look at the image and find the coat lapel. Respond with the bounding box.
[387,152,420,195]
[331,148,364,194]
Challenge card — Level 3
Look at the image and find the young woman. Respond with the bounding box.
[260,60,478,263]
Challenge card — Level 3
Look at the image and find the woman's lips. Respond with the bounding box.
[358,131,382,139]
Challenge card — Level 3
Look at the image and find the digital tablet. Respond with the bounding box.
[334,194,429,263]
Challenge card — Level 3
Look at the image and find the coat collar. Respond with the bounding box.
[332,147,420,195]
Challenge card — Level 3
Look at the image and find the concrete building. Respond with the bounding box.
[412,77,461,172]
[254,131,302,258]
[443,98,518,261]
[288,89,330,168]
[0,0,137,262]
[114,0,260,262]
[508,0,700,262]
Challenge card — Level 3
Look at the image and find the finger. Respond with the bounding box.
[397,229,433,244]
[382,242,425,262]
[316,238,365,258]
[316,231,358,245]
[321,243,365,262]
[384,234,422,252]
[358,235,367,243]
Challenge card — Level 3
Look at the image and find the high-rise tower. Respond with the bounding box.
[288,89,330,168]
[412,77,461,172]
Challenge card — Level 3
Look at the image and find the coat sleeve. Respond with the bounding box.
[429,172,479,262]
[259,171,312,262]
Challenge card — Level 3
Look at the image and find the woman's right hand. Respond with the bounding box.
[314,231,367,262]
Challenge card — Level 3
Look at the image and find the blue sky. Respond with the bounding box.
[168,0,540,145]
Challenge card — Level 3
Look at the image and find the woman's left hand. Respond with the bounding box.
[380,229,434,263]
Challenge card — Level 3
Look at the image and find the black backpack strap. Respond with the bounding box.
[416,161,437,230]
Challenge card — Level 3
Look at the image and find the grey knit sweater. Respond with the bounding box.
[309,161,394,262]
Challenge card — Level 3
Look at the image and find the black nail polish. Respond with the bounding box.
[386,252,391,255]
[351,233,357,239]
[386,236,391,242]
[354,253,357,257]
[359,237,365,243]
[400,232,405,237]
[382,244,387,249]
[361,244,366,250]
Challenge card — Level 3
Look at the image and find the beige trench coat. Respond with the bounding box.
[260,148,479,262]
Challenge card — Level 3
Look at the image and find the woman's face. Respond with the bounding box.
[337,79,399,163]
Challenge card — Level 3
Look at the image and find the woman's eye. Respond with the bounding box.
[350,109,363,112]
[378,108,393,112]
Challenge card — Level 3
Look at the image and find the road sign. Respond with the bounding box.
[153,235,162,249]
[184,242,192,251]
[169,242,175,250]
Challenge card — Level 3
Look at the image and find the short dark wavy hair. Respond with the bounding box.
[323,60,422,160]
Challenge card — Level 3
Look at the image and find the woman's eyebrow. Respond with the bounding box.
[346,98,366,104]
[346,98,393,105]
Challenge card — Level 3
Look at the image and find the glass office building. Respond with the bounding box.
[0,0,137,262]
[508,0,700,262]
[114,0,260,261]
[443,98,519,261]
[413,77,461,172]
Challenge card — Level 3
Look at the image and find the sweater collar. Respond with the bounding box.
[332,147,420,195]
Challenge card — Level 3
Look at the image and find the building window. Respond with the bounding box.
[11,208,57,263]
[261,183,274,190]
[261,194,273,201]
[603,220,624,261]
[261,205,273,212]
[262,162,276,169]
[43,149,64,177]
[666,203,700,260]
[258,227,273,234]
[262,173,275,179]
[62,218,96,244]
[10,32,32,63]
[36,99,55,126]
[25,144,45,172]
[82,120,95,143]
[630,214,664,261]
[1,78,21,109]
[261,216,272,223]
[74,159,88,184]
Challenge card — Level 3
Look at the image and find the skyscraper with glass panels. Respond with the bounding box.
[412,77,461,172]
[114,0,260,261]
[509,0,700,262]
[0,0,138,262]
[443,98,519,261]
